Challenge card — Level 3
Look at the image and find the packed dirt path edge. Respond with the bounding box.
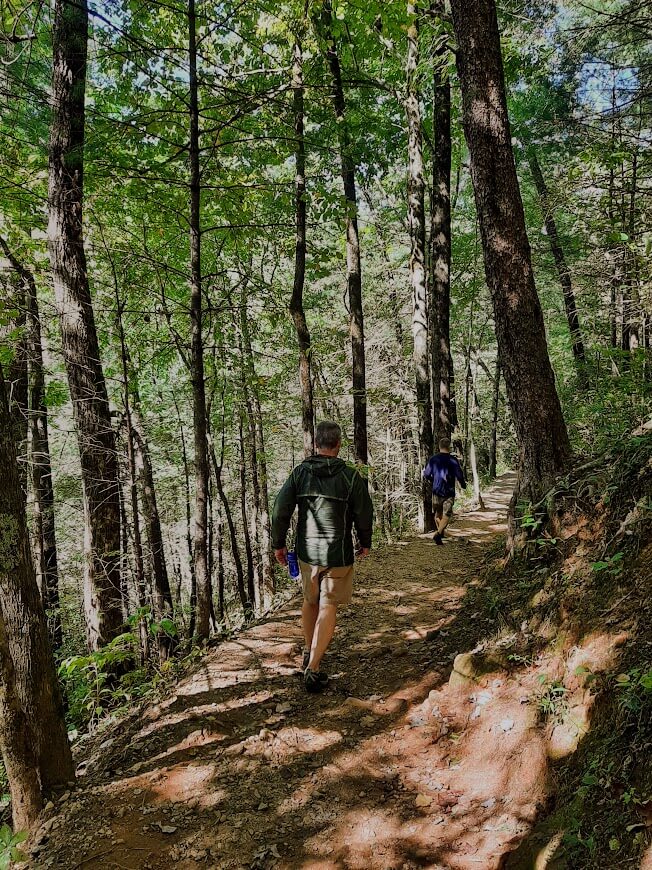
[33,473,549,870]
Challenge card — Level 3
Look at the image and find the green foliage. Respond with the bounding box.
[0,826,27,869]
[58,633,138,730]
[591,551,624,576]
[615,665,652,721]
[535,675,569,722]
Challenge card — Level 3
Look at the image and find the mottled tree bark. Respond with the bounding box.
[47,0,122,649]
[188,0,211,640]
[449,0,572,507]
[406,2,435,532]
[527,149,586,369]
[0,609,42,831]
[313,1,368,464]
[290,37,315,458]
[429,0,454,445]
[0,367,73,795]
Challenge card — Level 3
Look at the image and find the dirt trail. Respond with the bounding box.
[34,473,548,870]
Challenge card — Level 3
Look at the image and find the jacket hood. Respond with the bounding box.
[301,455,347,477]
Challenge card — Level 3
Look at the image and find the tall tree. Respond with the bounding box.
[0,366,73,797]
[526,148,586,371]
[449,0,572,507]
[429,1,455,445]
[313,0,368,464]
[47,0,123,649]
[406,1,434,531]
[0,239,62,648]
[188,0,211,640]
[289,34,315,458]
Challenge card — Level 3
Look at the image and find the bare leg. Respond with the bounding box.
[437,513,451,534]
[307,603,337,672]
[302,600,319,652]
[434,505,443,532]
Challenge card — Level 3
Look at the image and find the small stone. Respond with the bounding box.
[415,794,432,807]
[59,791,70,803]
[499,718,514,732]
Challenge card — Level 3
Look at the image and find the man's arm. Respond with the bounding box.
[271,472,297,565]
[350,471,373,556]
[422,457,433,481]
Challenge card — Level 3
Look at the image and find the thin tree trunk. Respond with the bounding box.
[0,239,62,647]
[0,367,74,795]
[48,0,122,650]
[429,0,454,445]
[188,0,211,641]
[290,37,315,458]
[3,275,28,487]
[132,405,175,660]
[210,439,250,617]
[489,361,500,479]
[449,0,572,510]
[313,1,368,464]
[406,2,435,533]
[114,295,149,663]
[172,392,195,615]
[216,513,225,622]
[240,285,275,604]
[238,417,256,608]
[527,149,586,369]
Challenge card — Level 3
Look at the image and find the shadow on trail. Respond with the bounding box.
[41,473,543,870]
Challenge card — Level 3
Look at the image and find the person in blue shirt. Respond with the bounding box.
[423,438,467,544]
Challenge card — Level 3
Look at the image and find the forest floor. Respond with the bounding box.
[27,469,650,870]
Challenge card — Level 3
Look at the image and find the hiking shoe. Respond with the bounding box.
[433,532,443,545]
[304,668,329,693]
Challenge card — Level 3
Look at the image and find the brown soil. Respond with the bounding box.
[29,474,579,870]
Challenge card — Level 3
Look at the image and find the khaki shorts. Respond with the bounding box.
[299,559,354,607]
[432,494,455,517]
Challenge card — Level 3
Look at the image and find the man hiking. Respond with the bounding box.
[423,437,467,545]
[271,421,373,693]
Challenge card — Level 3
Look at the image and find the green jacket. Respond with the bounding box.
[271,455,373,568]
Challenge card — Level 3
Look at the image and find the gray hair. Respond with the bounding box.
[315,420,342,450]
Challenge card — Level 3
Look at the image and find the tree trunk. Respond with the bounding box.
[489,361,500,479]
[0,367,74,795]
[132,403,175,660]
[210,440,250,617]
[449,0,572,507]
[290,37,315,459]
[527,148,586,370]
[240,285,275,604]
[47,0,122,650]
[314,1,368,464]
[0,239,62,647]
[406,2,435,533]
[112,282,150,662]
[2,273,28,488]
[429,1,454,445]
[0,609,42,832]
[188,0,210,641]
[238,417,257,608]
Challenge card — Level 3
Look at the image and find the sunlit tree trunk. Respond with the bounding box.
[314,1,368,464]
[450,0,572,510]
[406,2,435,532]
[188,0,210,640]
[0,367,73,797]
[290,37,315,458]
[48,0,122,649]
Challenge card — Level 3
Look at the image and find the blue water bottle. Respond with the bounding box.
[287,550,300,578]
